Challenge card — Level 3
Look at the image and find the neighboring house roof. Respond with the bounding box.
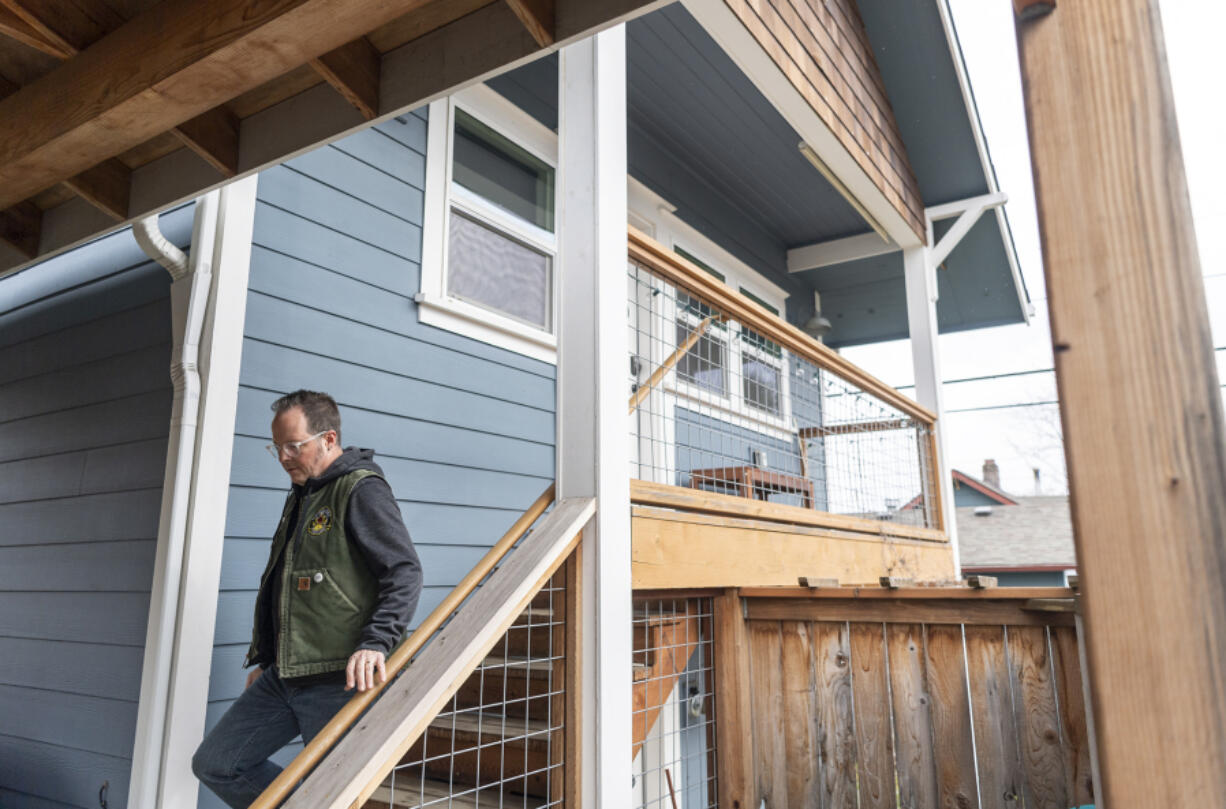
[952,469,1018,506]
[958,495,1076,570]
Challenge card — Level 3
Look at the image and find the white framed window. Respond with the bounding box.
[628,178,793,432]
[417,85,559,363]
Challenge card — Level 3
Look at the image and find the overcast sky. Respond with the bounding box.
[842,0,1226,497]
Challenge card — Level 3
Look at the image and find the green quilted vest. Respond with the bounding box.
[246,468,381,678]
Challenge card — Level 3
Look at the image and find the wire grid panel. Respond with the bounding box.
[628,260,939,531]
[632,597,717,809]
[369,570,568,809]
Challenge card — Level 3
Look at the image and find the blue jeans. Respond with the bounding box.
[192,667,352,809]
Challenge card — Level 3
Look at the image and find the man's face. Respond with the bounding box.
[271,406,336,485]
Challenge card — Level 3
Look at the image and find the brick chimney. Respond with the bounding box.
[983,458,1001,489]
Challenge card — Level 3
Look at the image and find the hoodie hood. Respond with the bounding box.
[297,447,384,492]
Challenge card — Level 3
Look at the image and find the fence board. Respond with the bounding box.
[924,625,980,809]
[780,621,821,809]
[848,623,892,809]
[812,621,857,809]
[965,625,1024,807]
[1051,626,1095,805]
[886,623,937,809]
[748,621,789,807]
[1008,626,1067,809]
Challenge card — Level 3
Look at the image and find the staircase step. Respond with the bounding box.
[366,773,548,809]
[454,655,557,719]
[398,711,556,797]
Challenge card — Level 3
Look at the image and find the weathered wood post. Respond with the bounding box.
[1014,0,1226,804]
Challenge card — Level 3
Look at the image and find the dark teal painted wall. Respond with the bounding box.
[0,209,193,809]
[200,108,556,807]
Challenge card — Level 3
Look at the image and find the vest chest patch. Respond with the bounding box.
[297,577,311,591]
[306,506,333,535]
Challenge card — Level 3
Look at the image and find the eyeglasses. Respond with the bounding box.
[266,431,328,460]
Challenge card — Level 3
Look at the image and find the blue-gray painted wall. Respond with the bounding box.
[953,485,1002,509]
[0,208,192,809]
[200,107,556,808]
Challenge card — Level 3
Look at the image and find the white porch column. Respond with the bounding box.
[557,26,632,808]
[903,245,960,573]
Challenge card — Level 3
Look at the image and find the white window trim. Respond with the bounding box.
[628,176,794,431]
[417,84,560,364]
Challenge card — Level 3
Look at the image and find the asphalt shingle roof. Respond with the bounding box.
[956,495,1076,568]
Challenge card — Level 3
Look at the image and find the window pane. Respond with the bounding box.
[448,210,551,329]
[453,109,554,231]
[742,355,780,414]
[676,322,726,395]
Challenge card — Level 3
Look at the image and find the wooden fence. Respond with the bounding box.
[716,588,1096,809]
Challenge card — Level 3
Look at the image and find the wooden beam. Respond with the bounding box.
[62,158,130,221]
[308,35,380,120]
[631,506,954,589]
[170,107,241,177]
[744,596,1076,628]
[0,0,439,209]
[0,3,71,57]
[713,588,753,809]
[505,0,554,47]
[0,200,40,258]
[630,478,948,543]
[309,36,381,120]
[0,73,15,100]
[0,2,239,179]
[0,0,121,54]
[1015,0,1226,805]
[786,230,898,273]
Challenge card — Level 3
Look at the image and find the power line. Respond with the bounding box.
[891,346,1226,391]
[946,400,1060,414]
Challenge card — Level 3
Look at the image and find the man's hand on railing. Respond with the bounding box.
[345,648,387,692]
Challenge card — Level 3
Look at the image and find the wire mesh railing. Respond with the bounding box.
[370,574,569,808]
[627,229,944,538]
[632,596,717,809]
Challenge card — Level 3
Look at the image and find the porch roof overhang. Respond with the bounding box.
[793,0,1032,347]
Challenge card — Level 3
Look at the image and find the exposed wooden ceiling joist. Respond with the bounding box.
[0,200,40,257]
[0,0,441,210]
[310,37,381,121]
[172,107,241,177]
[0,3,70,57]
[505,0,555,47]
[62,157,129,220]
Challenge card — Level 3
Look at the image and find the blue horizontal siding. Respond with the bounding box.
[0,218,176,808]
[204,109,557,781]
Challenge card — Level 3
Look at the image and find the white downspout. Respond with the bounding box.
[129,192,221,809]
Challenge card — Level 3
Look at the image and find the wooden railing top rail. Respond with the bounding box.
[248,483,557,809]
[628,226,936,424]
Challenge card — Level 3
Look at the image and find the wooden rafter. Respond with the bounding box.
[0,200,40,258]
[0,3,71,58]
[171,107,240,177]
[309,36,381,120]
[505,0,554,47]
[0,0,440,211]
[62,158,130,221]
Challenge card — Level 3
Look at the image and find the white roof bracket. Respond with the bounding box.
[926,191,1008,270]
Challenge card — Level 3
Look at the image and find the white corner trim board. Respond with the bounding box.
[128,176,259,809]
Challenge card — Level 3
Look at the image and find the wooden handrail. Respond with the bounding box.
[248,483,556,809]
[627,226,936,424]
